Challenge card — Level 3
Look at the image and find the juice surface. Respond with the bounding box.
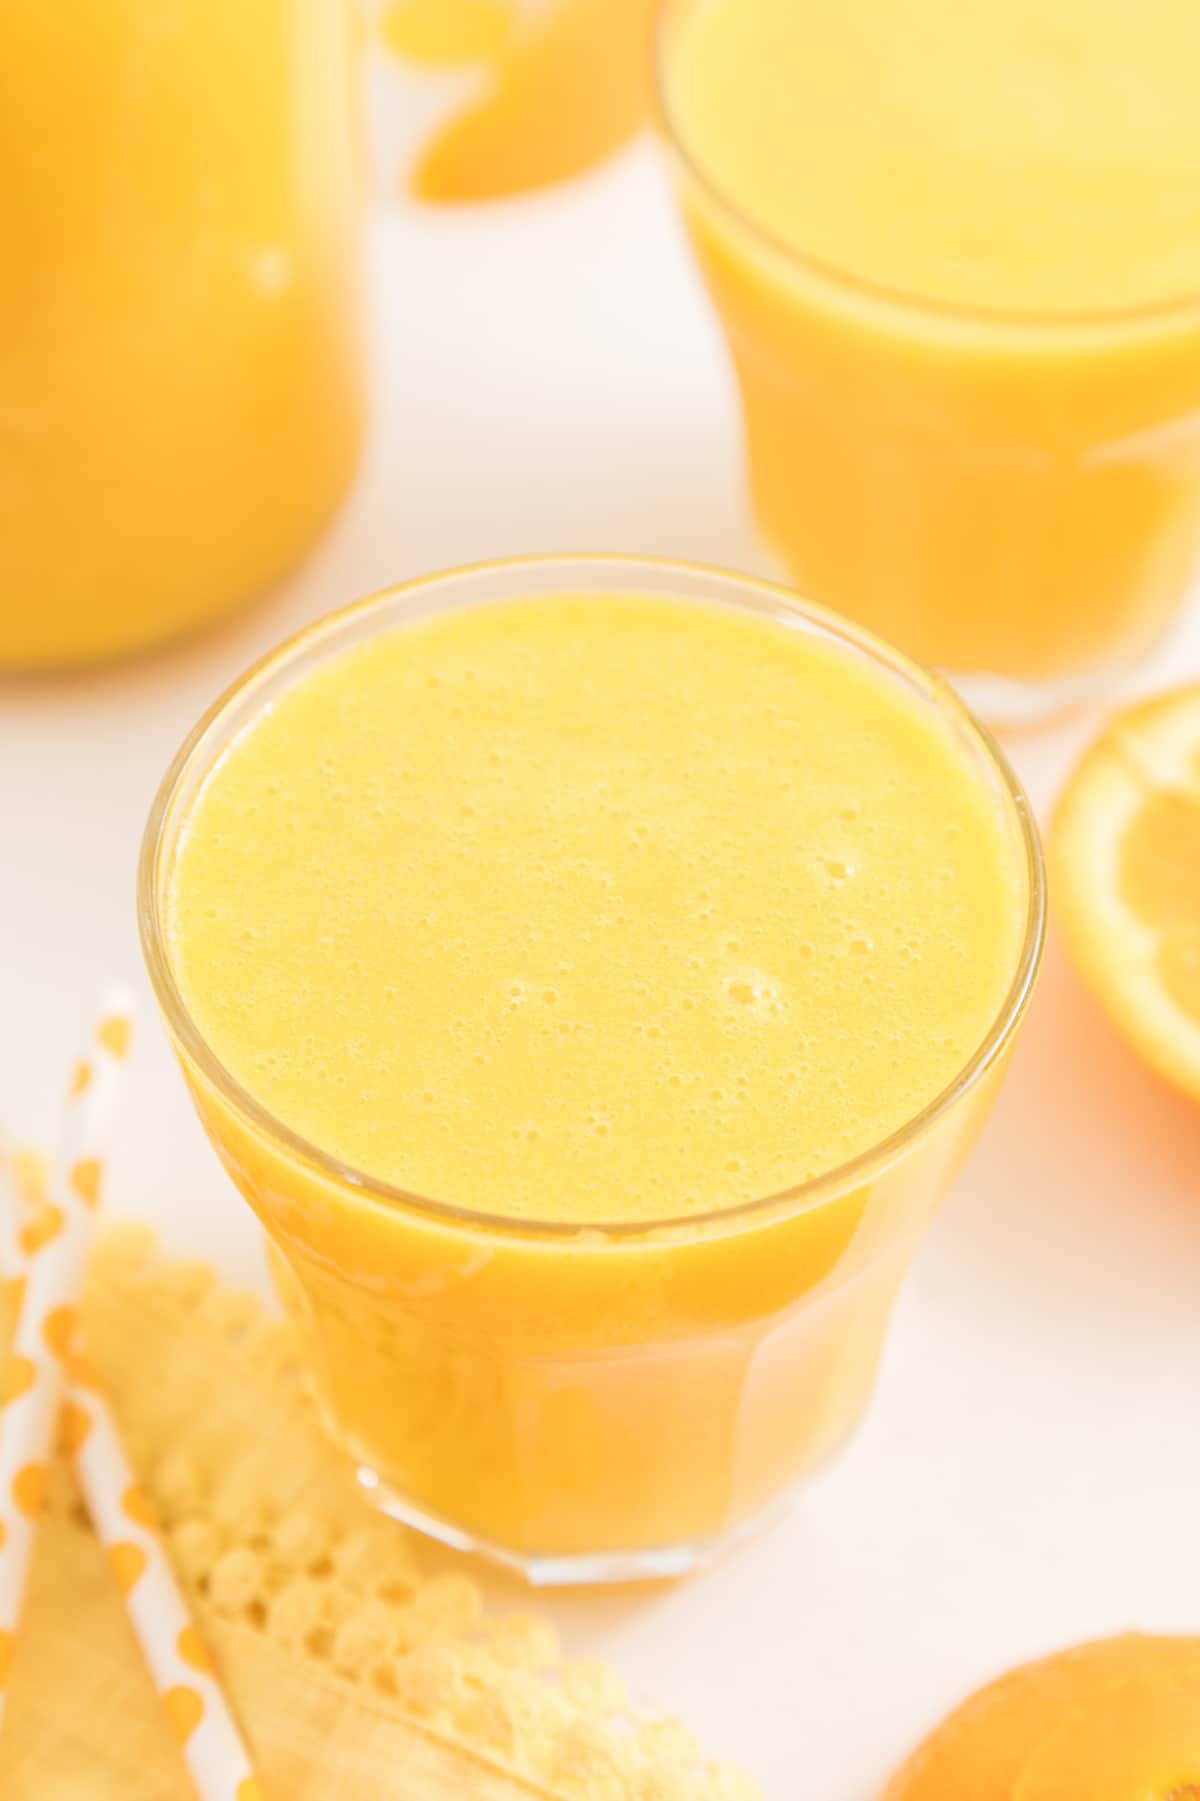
[167,593,1025,1226]
[670,0,1200,316]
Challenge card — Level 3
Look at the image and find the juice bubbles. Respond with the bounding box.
[661,0,1200,717]
[0,0,365,669]
[142,559,1042,1582]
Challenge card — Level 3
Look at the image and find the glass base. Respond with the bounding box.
[355,1464,792,1587]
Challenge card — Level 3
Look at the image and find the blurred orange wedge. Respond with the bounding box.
[411,0,659,202]
[883,1634,1200,1800]
[1052,684,1200,1104]
[381,0,512,68]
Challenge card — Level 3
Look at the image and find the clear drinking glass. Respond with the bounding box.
[140,557,1045,1585]
[657,0,1200,724]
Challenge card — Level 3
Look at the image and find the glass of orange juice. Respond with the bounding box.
[140,557,1044,1584]
[0,0,365,670]
[657,0,1200,723]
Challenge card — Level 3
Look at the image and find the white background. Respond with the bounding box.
[2,68,1200,1798]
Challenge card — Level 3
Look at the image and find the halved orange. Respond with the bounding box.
[1052,684,1200,1105]
[883,1634,1200,1800]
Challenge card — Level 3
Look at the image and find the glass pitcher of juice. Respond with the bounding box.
[0,1,365,670]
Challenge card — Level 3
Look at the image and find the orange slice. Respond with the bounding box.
[381,0,512,68]
[1052,683,1200,1104]
[883,1634,1200,1800]
[411,0,659,203]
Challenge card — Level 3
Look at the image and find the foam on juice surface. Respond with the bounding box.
[167,594,1026,1224]
[668,0,1200,315]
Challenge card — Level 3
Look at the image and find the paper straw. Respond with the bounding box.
[0,998,263,1800]
[68,1381,262,1801]
[0,989,134,1711]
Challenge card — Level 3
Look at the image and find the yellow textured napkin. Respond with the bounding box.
[0,1217,757,1801]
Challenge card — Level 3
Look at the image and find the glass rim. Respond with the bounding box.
[654,0,1200,338]
[139,553,1046,1245]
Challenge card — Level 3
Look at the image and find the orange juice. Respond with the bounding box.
[661,0,1200,713]
[143,559,1042,1581]
[0,0,365,670]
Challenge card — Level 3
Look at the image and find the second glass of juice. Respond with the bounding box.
[658,0,1200,722]
[141,558,1043,1584]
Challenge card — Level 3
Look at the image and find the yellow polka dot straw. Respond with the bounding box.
[0,994,263,1801]
[0,993,135,1710]
[68,1381,261,1801]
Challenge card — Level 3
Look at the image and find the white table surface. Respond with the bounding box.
[3,94,1200,1798]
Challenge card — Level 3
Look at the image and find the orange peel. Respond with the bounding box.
[1052,684,1200,1104]
[883,1634,1200,1800]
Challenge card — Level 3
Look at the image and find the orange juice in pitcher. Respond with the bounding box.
[0,0,365,669]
